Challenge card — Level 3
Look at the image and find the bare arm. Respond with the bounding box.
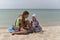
[37,21,42,28]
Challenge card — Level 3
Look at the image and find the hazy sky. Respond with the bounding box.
[0,0,60,9]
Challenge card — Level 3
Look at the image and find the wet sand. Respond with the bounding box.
[0,26,60,40]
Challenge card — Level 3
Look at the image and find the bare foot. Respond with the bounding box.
[12,33,15,35]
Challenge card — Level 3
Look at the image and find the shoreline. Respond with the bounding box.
[0,25,60,29]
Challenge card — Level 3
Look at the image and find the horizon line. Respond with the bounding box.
[0,9,60,10]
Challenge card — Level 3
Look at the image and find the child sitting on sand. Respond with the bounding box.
[31,14,42,32]
[8,11,33,35]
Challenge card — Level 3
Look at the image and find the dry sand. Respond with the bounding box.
[0,26,60,40]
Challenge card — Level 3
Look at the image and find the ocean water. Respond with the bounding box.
[0,9,60,27]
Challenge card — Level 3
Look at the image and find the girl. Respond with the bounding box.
[31,14,42,32]
[12,11,33,35]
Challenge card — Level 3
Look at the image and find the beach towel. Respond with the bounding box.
[8,25,15,33]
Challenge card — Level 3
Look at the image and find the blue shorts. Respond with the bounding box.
[34,27,41,32]
[27,30,32,33]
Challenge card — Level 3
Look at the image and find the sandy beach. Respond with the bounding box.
[0,26,60,40]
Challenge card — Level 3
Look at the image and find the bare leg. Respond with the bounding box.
[12,27,27,35]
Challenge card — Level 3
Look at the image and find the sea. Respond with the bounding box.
[0,9,60,28]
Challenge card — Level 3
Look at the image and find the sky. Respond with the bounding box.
[0,0,60,9]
